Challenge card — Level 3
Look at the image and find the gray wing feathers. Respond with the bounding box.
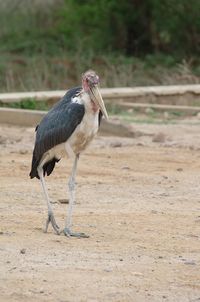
[35,102,85,159]
[29,87,84,178]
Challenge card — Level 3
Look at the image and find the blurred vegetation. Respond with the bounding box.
[0,98,49,110]
[0,99,192,125]
[0,0,199,92]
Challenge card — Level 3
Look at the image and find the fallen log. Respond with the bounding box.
[0,85,200,106]
[0,107,135,137]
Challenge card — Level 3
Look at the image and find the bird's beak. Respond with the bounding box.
[90,85,108,119]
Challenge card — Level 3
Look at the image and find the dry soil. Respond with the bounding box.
[0,121,200,302]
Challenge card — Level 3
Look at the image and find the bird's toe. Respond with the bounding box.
[63,227,89,238]
[45,212,60,235]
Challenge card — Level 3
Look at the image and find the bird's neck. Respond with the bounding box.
[81,91,99,115]
[82,79,90,92]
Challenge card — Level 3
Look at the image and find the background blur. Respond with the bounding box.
[0,0,200,92]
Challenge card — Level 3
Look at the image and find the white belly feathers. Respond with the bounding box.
[68,110,99,154]
[41,107,99,164]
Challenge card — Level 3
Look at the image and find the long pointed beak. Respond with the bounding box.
[90,85,108,120]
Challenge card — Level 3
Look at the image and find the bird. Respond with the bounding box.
[29,70,108,238]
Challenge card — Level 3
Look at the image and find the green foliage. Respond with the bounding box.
[0,0,199,92]
[55,0,200,56]
[0,99,48,111]
[0,0,199,57]
[150,0,200,55]
[56,0,152,55]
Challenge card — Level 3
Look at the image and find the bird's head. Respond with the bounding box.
[82,70,108,120]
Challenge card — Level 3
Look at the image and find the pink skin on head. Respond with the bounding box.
[82,71,100,113]
[82,71,99,92]
[82,78,89,91]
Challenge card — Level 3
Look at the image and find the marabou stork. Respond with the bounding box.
[29,70,108,238]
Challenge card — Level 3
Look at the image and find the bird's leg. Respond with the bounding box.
[37,167,60,234]
[63,154,89,238]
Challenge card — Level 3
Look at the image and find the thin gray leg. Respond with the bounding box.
[63,154,89,238]
[37,167,60,234]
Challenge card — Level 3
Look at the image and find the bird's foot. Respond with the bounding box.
[62,227,89,238]
[44,212,60,235]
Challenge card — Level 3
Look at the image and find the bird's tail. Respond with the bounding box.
[29,152,60,179]
[29,151,40,179]
[43,158,60,177]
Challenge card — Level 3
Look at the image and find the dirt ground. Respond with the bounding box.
[0,120,200,302]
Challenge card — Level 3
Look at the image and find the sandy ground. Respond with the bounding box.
[0,120,200,302]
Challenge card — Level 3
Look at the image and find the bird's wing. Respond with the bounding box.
[34,86,84,161]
